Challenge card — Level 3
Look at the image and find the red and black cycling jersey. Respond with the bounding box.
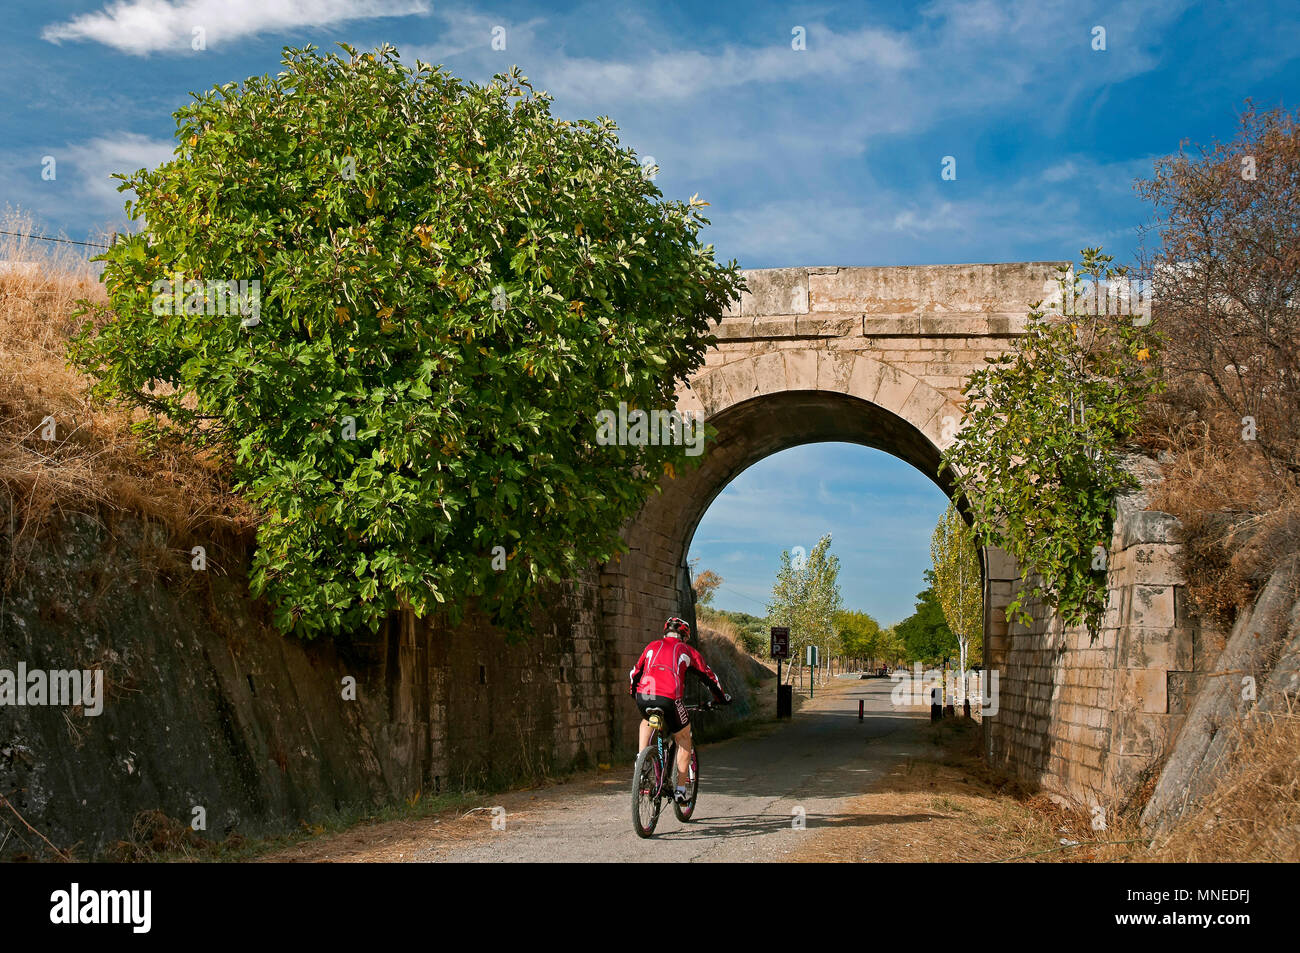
[628,634,726,701]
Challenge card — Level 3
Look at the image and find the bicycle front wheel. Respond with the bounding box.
[632,745,663,838]
[673,746,699,822]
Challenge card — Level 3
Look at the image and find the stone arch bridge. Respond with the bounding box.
[603,262,1046,692]
[600,262,1191,808]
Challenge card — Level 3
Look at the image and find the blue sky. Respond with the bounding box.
[4,0,1297,620]
[688,445,951,625]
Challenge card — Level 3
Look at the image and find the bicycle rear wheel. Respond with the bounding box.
[632,745,663,838]
[673,746,699,822]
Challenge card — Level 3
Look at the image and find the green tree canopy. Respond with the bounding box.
[895,575,958,665]
[835,609,882,660]
[765,533,842,676]
[876,626,907,666]
[71,45,743,637]
[930,503,983,669]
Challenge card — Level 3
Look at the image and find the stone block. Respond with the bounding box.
[986,314,1031,335]
[862,315,921,335]
[985,546,1019,580]
[797,316,857,338]
[674,386,704,418]
[741,268,808,316]
[692,372,723,416]
[1119,625,1193,671]
[1167,671,1206,716]
[1110,709,1172,759]
[847,356,886,402]
[718,357,759,406]
[901,383,950,435]
[1116,510,1180,549]
[1128,585,1176,628]
[1129,544,1183,585]
[1115,668,1168,714]
[751,350,787,395]
[806,263,1062,315]
[782,349,818,390]
[746,316,803,339]
[873,364,919,412]
[815,349,856,392]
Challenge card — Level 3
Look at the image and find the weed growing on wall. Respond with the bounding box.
[941,248,1162,636]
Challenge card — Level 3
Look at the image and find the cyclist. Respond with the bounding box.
[628,617,731,804]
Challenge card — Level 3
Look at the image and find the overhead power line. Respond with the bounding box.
[0,228,111,249]
[715,585,768,609]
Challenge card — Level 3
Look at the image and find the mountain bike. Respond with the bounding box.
[631,700,713,838]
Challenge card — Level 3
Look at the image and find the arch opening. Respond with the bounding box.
[600,384,1018,747]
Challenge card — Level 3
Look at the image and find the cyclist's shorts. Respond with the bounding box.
[635,694,689,734]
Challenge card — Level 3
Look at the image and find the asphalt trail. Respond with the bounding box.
[415,675,929,862]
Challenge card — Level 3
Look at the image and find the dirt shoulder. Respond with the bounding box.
[790,718,1146,863]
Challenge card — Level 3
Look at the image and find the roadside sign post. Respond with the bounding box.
[806,645,819,698]
[770,628,791,718]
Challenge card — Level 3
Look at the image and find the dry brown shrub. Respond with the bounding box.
[1137,104,1300,476]
[0,209,255,588]
[1144,376,1300,629]
[107,809,233,861]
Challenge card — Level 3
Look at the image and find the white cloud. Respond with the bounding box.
[0,133,176,240]
[700,157,1156,268]
[62,133,176,210]
[389,1,1190,216]
[1041,161,1078,183]
[402,13,545,65]
[535,26,917,104]
[891,203,960,234]
[42,0,430,55]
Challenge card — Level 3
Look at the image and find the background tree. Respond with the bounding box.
[70,45,743,638]
[929,503,983,697]
[835,609,882,668]
[895,575,957,666]
[765,533,843,683]
[1137,104,1300,476]
[692,567,723,607]
[876,625,907,667]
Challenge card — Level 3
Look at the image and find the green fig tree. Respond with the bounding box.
[71,44,743,637]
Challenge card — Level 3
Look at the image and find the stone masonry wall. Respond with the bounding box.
[0,512,619,859]
[982,457,1205,811]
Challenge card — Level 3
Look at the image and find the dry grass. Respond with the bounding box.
[0,210,254,587]
[1143,378,1300,630]
[691,625,777,742]
[790,719,1145,862]
[1145,709,1300,862]
[795,712,1300,863]
[106,809,234,862]
[698,610,744,644]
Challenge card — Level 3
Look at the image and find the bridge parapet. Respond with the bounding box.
[696,262,1065,405]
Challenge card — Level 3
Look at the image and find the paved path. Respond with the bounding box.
[415,675,930,862]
